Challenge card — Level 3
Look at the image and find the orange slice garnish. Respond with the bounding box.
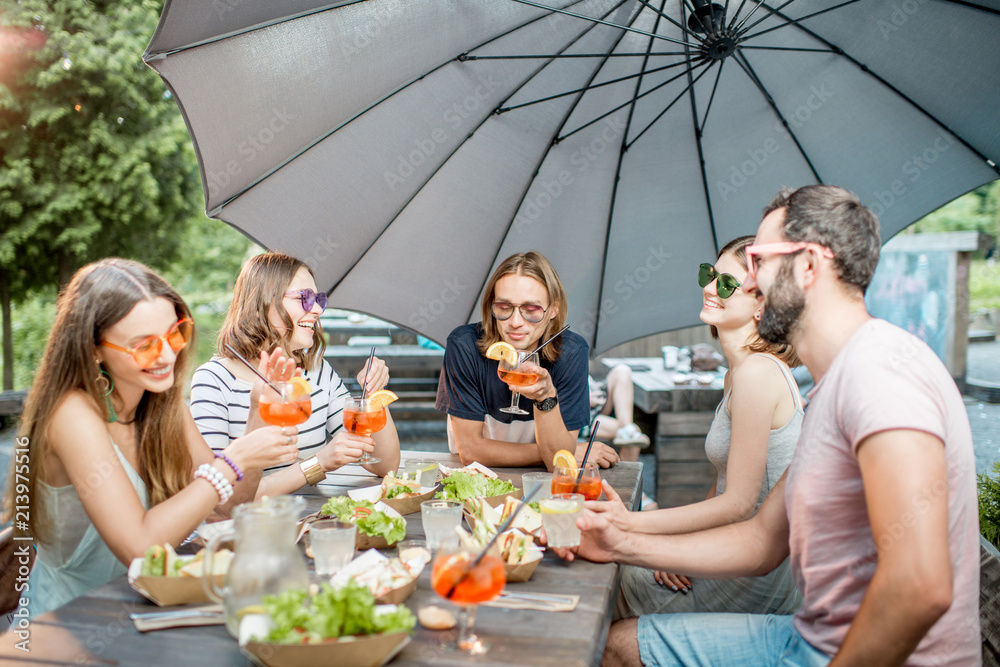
[288,376,311,400]
[552,449,577,470]
[485,342,518,365]
[366,389,399,410]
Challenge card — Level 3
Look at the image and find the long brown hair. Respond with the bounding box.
[216,252,326,372]
[709,236,800,367]
[476,251,568,364]
[5,259,195,545]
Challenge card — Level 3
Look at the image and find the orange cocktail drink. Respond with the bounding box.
[552,464,602,501]
[431,548,506,654]
[343,403,387,435]
[258,379,312,427]
[497,366,540,387]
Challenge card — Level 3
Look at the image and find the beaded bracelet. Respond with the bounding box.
[194,463,234,504]
[214,451,244,481]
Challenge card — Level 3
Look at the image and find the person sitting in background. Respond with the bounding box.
[5,259,297,617]
[191,252,400,504]
[581,365,651,461]
[436,251,618,470]
[606,235,803,622]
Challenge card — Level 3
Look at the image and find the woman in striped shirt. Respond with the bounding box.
[190,253,400,504]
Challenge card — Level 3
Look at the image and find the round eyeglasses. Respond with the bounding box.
[491,301,548,324]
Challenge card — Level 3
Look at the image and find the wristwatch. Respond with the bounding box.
[534,395,558,411]
[299,456,325,486]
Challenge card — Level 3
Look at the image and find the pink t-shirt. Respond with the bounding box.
[786,319,980,666]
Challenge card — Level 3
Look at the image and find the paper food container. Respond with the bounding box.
[331,549,422,606]
[127,559,225,607]
[505,548,544,583]
[461,487,522,515]
[348,484,436,516]
[305,501,406,550]
[242,632,410,667]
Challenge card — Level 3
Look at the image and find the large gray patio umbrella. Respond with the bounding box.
[143,0,1000,354]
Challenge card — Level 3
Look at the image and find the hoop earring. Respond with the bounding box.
[96,369,119,424]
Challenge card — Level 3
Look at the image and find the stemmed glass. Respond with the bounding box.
[497,350,540,415]
[258,380,312,427]
[430,545,506,654]
[342,396,386,464]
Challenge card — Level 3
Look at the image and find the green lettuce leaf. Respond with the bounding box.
[259,581,415,644]
[435,471,515,501]
[319,496,405,542]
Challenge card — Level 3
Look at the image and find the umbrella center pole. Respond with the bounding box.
[701,34,738,61]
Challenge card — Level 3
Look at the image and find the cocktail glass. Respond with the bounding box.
[343,396,386,464]
[258,380,312,427]
[551,464,602,500]
[497,350,540,415]
[404,458,439,487]
[539,493,585,548]
[431,546,506,654]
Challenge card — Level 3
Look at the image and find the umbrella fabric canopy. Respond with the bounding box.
[144,0,1000,354]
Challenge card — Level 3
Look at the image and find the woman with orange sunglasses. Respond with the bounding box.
[4,258,299,617]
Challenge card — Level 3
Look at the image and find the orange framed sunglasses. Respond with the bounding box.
[100,317,194,368]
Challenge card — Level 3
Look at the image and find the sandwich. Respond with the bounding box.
[140,543,181,577]
[500,531,534,565]
[177,548,234,577]
[499,497,542,535]
[381,472,423,500]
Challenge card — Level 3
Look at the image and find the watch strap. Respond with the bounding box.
[299,456,325,486]
[534,395,558,411]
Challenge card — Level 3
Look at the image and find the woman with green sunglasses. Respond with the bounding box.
[593,236,806,622]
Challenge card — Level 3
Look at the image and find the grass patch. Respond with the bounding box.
[970,260,1000,314]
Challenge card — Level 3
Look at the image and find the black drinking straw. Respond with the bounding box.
[443,486,540,599]
[534,324,570,355]
[575,419,600,489]
[360,347,376,399]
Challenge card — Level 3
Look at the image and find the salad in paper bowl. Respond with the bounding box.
[435,461,520,505]
[346,473,436,516]
[465,497,542,541]
[316,497,406,549]
[240,581,414,667]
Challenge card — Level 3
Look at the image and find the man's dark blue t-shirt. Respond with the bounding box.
[435,323,590,450]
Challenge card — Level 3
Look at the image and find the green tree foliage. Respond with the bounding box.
[908,180,1000,242]
[0,0,204,389]
[980,461,1000,550]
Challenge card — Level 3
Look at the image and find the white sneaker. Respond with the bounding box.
[613,423,650,447]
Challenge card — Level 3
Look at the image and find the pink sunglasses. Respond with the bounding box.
[744,242,834,279]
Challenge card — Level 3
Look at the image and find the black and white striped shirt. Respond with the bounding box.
[190,358,350,472]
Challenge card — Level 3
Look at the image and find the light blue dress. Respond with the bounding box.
[25,442,148,618]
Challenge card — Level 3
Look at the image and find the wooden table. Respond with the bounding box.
[1,452,641,667]
[601,357,724,509]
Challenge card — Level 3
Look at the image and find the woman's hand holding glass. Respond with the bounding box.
[248,347,299,428]
[317,430,376,470]
[225,425,300,473]
[578,480,633,531]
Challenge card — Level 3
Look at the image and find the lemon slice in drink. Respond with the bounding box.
[552,449,577,470]
[366,389,399,410]
[485,341,518,365]
[540,498,579,514]
[288,376,311,399]
[236,604,265,620]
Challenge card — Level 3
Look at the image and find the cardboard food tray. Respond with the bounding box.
[127,559,225,607]
[505,554,542,583]
[348,484,435,516]
[243,631,410,667]
[302,501,405,550]
[375,577,418,605]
